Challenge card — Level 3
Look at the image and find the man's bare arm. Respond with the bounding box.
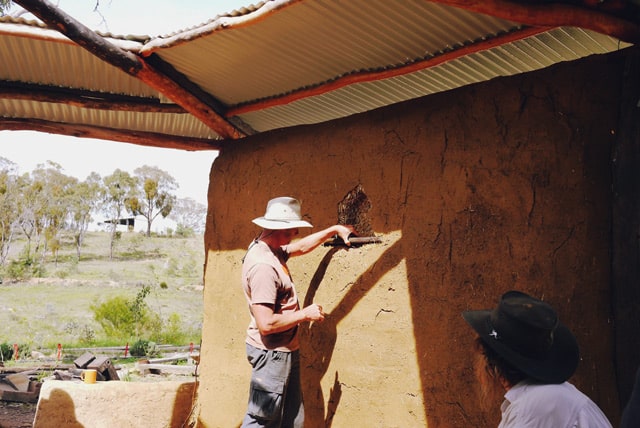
[287,225,355,257]
[252,303,325,336]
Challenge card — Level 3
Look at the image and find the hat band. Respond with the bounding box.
[263,217,299,223]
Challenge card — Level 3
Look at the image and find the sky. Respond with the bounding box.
[0,0,252,205]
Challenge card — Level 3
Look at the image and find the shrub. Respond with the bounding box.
[63,321,96,345]
[91,285,162,342]
[6,256,45,281]
[0,342,30,361]
[160,313,187,344]
[174,224,195,238]
[124,233,144,257]
[91,296,135,339]
[53,268,70,279]
[0,343,13,361]
[181,259,198,278]
[16,343,31,360]
[129,340,158,357]
[130,339,150,357]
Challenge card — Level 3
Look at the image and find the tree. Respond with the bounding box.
[101,169,138,260]
[0,157,19,265]
[30,162,78,265]
[15,162,74,263]
[1,1,30,19]
[129,165,178,237]
[169,197,207,235]
[69,172,102,260]
[0,1,12,15]
[15,171,39,259]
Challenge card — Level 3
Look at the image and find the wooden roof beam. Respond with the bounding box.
[13,0,245,140]
[0,118,222,151]
[431,0,640,44]
[0,80,187,113]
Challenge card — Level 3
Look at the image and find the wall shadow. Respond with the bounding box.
[170,381,199,428]
[299,241,405,426]
[33,388,81,428]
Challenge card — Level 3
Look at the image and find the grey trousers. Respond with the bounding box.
[241,344,304,428]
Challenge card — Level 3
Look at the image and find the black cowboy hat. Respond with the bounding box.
[462,290,579,384]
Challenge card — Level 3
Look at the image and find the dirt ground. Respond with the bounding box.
[0,401,36,428]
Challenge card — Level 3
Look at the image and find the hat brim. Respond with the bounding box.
[252,217,313,230]
[462,309,579,384]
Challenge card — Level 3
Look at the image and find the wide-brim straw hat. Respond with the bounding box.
[462,290,579,384]
[252,197,313,230]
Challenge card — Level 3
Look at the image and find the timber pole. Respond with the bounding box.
[0,118,223,151]
[430,0,640,44]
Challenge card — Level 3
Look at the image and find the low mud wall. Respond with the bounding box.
[34,380,196,427]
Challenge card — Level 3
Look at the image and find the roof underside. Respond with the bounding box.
[0,0,636,151]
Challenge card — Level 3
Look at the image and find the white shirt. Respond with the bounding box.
[499,381,612,428]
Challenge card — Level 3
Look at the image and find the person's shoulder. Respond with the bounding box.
[523,381,582,395]
[244,240,270,259]
[505,382,606,427]
[510,381,587,406]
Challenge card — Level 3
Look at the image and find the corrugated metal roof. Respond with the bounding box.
[147,0,524,105]
[0,98,217,139]
[231,26,627,132]
[0,20,151,95]
[0,0,634,147]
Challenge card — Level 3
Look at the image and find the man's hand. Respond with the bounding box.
[253,302,325,335]
[335,225,356,246]
[302,303,325,322]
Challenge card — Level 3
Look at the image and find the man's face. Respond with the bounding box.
[278,228,299,244]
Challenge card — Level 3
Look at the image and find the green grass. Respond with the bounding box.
[0,231,204,351]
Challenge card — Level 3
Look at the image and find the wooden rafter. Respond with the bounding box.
[430,0,640,43]
[13,0,245,140]
[0,80,186,113]
[0,118,222,151]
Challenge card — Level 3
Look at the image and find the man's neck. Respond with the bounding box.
[258,230,281,250]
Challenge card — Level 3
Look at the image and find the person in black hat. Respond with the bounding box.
[462,290,612,427]
[241,197,355,427]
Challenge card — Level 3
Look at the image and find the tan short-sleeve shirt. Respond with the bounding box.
[242,240,300,351]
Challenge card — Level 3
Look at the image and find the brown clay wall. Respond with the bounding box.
[197,50,626,427]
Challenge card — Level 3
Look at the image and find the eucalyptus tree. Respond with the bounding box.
[30,162,78,265]
[101,169,138,259]
[15,171,38,259]
[17,164,54,260]
[130,165,178,237]
[0,157,19,265]
[169,197,207,235]
[69,172,102,260]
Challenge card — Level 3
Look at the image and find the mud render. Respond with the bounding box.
[194,47,640,427]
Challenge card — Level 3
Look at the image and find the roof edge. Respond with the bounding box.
[139,0,302,56]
